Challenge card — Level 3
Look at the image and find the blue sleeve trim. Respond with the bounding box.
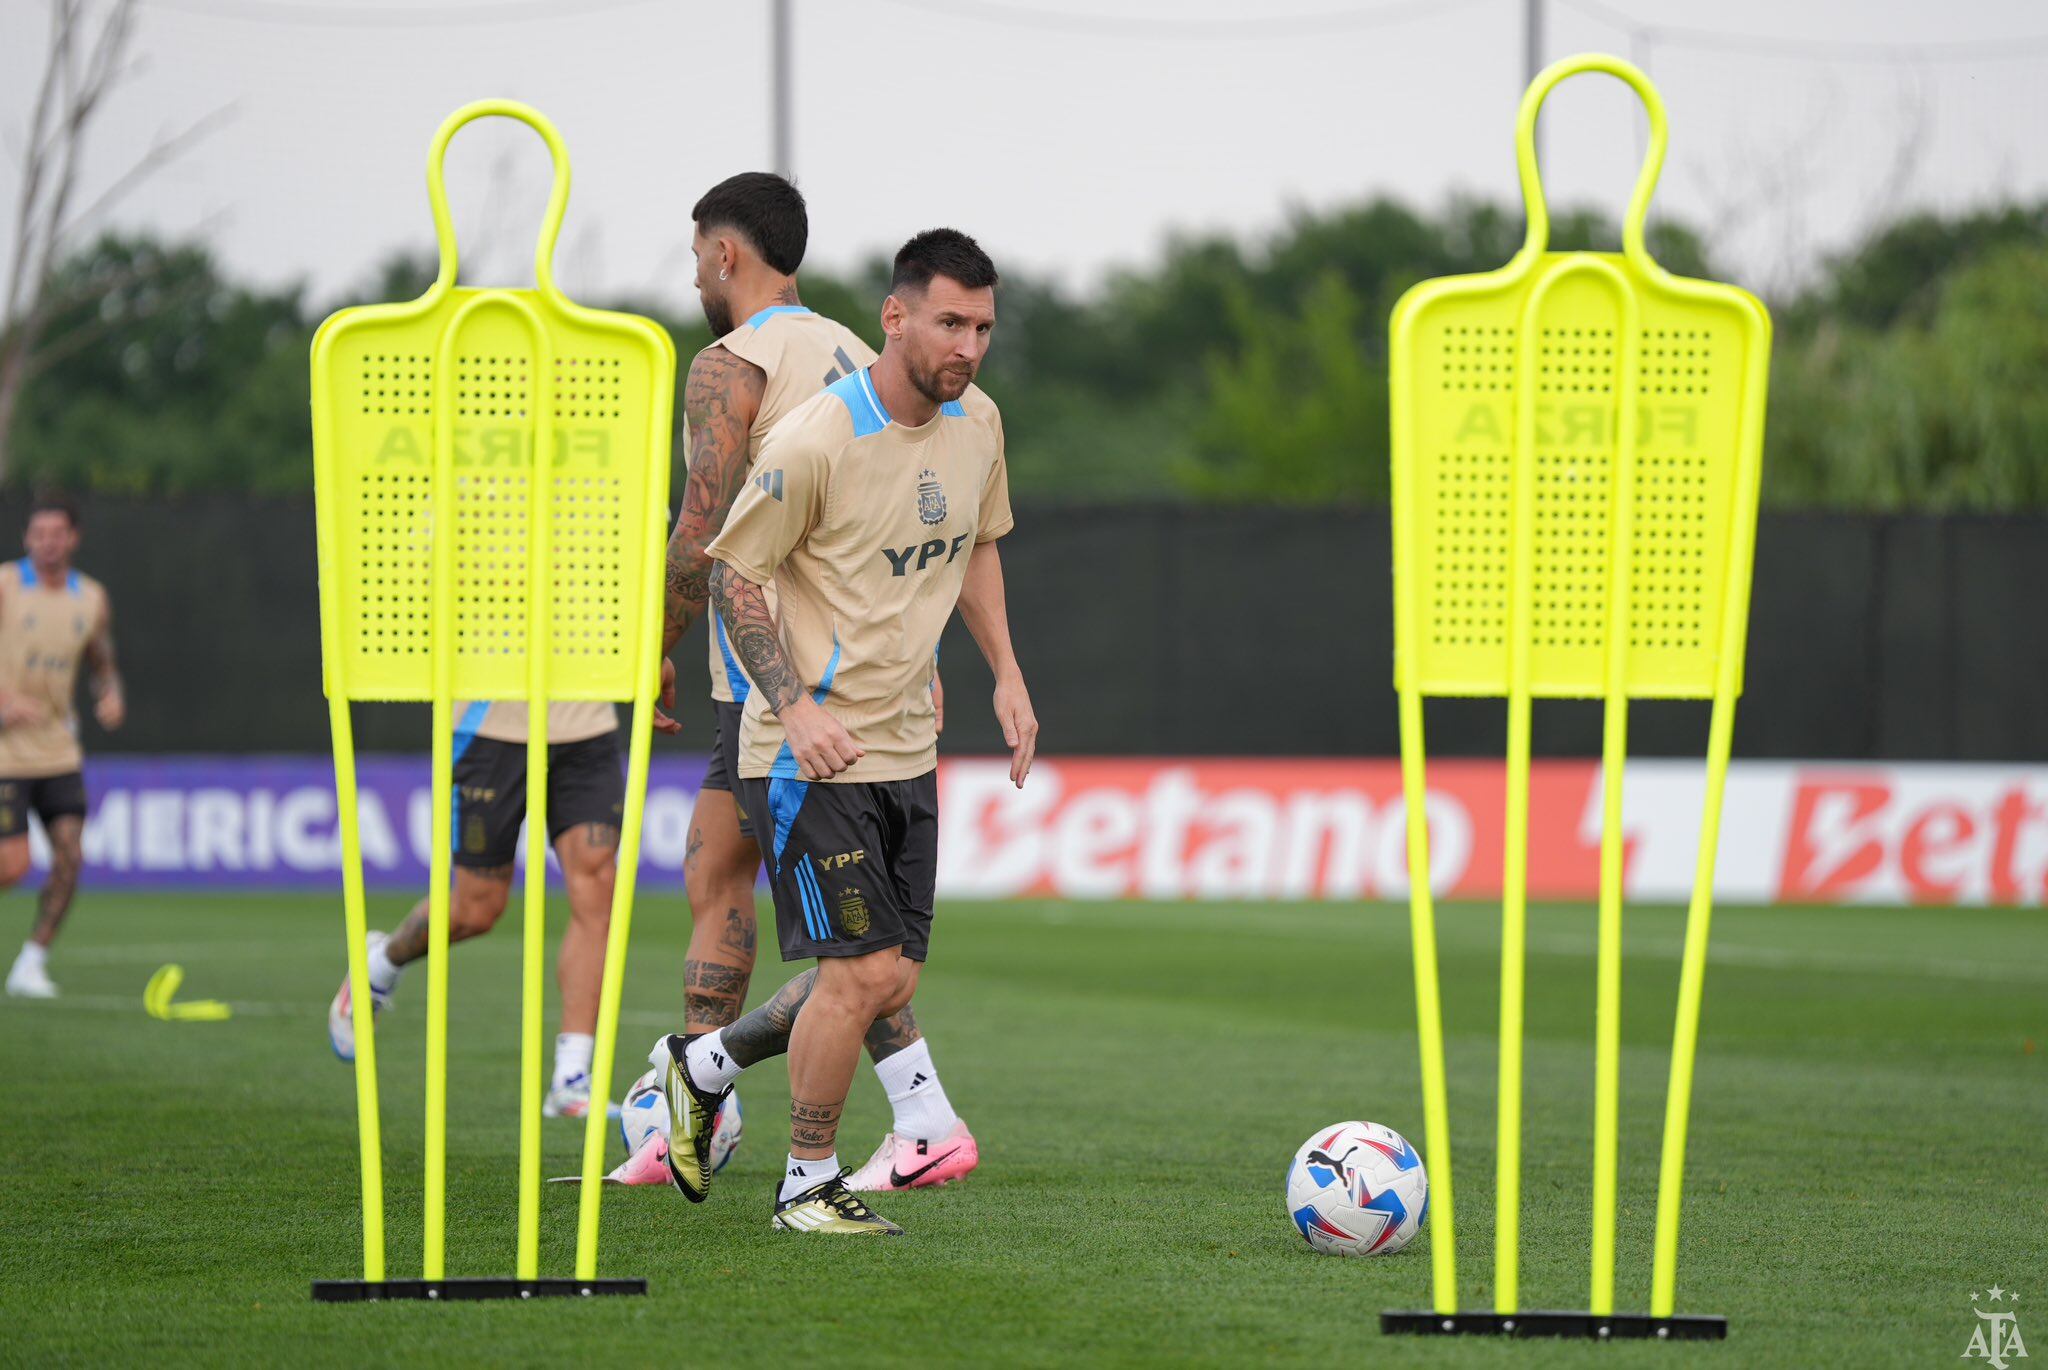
[824,370,889,437]
[742,304,813,329]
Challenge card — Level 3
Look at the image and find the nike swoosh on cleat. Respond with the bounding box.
[887,1149,960,1187]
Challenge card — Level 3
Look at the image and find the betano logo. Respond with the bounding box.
[371,423,612,468]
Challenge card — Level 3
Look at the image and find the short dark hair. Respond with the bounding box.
[691,172,808,275]
[28,494,78,529]
[890,228,998,297]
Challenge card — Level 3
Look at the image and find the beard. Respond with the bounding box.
[701,291,735,337]
[908,355,974,406]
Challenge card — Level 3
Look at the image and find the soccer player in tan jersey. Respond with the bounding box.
[1,499,123,1000]
[651,173,976,1194]
[652,228,1038,1234]
[325,699,628,1117]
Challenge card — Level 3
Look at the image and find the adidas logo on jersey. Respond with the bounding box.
[754,469,785,501]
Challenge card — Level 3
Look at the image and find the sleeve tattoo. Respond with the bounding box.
[85,603,121,699]
[665,347,767,652]
[708,560,803,714]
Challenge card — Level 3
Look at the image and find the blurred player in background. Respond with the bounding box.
[650,172,976,1193]
[326,700,625,1118]
[654,228,1037,1234]
[1,498,123,999]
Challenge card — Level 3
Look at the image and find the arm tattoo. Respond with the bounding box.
[84,604,121,699]
[790,1096,844,1150]
[709,561,803,714]
[665,346,766,652]
[683,960,750,1029]
[863,1006,923,1062]
[720,967,816,1067]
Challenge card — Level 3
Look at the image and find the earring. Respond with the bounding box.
[719,268,729,281]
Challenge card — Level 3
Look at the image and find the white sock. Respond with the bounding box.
[364,936,401,996]
[779,1152,839,1202]
[873,1038,958,1143]
[553,1032,594,1089]
[683,1029,743,1093]
[14,941,47,973]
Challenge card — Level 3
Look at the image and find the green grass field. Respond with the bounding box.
[0,891,2042,1367]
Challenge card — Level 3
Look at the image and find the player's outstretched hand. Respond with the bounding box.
[782,696,864,780]
[652,657,683,735]
[994,673,1038,788]
[95,686,125,731]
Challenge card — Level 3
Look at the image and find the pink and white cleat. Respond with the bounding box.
[844,1118,979,1192]
[607,1132,675,1185]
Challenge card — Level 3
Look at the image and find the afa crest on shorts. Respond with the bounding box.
[837,886,871,937]
[916,468,947,525]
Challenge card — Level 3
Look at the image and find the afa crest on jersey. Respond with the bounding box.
[916,469,947,525]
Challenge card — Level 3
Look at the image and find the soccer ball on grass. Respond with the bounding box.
[1285,1120,1428,1256]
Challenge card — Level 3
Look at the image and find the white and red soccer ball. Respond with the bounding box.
[1286,1120,1428,1256]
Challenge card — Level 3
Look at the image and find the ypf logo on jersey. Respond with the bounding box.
[1964,1286,2028,1369]
[916,468,947,525]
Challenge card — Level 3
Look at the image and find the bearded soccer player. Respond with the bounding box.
[1,499,123,1000]
[648,174,979,1193]
[326,699,626,1118]
[651,228,1037,1234]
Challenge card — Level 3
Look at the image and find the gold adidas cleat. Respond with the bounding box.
[772,1172,904,1235]
[650,1034,729,1203]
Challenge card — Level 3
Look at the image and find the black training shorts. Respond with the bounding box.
[696,699,754,840]
[734,769,938,964]
[452,732,624,869]
[0,771,88,839]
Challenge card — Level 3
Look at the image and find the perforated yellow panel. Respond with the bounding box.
[1397,274,1760,699]
[313,294,673,703]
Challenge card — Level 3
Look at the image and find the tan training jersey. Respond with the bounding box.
[457,700,616,745]
[698,306,878,704]
[0,560,109,778]
[707,368,1014,782]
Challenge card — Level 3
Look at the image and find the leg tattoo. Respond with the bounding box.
[790,1096,844,1151]
[721,968,817,1067]
[720,905,756,956]
[383,864,512,965]
[29,849,81,945]
[683,960,750,1028]
[863,1005,923,1062]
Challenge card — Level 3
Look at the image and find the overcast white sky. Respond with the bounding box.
[6,0,2048,313]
